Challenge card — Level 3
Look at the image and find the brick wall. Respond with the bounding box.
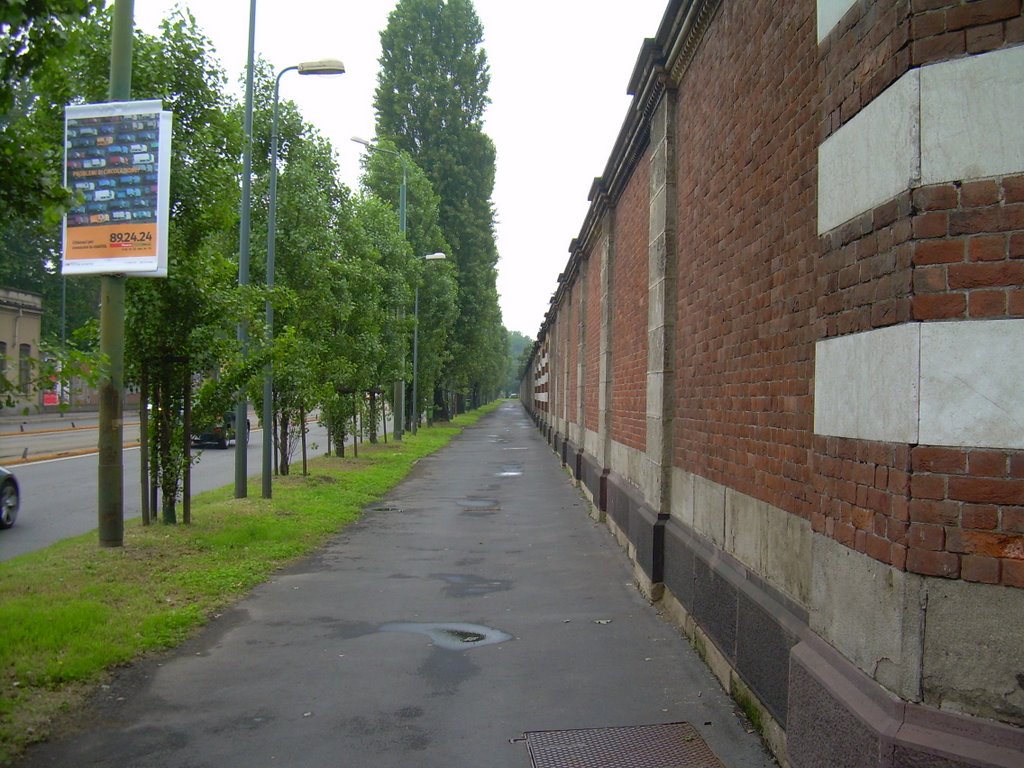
[520,0,1024,761]
[908,445,1024,586]
[566,281,578,422]
[912,174,1024,320]
[816,192,915,337]
[821,0,1024,142]
[814,1,1024,589]
[610,161,649,452]
[672,1,818,516]
[583,247,601,433]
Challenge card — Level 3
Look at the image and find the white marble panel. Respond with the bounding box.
[814,324,921,444]
[921,45,1024,185]
[919,319,1024,449]
[817,0,858,43]
[818,71,920,234]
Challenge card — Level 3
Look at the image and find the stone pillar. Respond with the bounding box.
[575,257,586,477]
[597,207,615,509]
[645,85,677,517]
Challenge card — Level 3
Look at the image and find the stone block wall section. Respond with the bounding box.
[520,1,1024,767]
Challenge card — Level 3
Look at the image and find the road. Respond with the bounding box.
[0,421,332,562]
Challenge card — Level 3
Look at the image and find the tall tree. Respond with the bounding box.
[359,139,458,427]
[0,0,103,222]
[374,0,504,410]
[38,8,245,521]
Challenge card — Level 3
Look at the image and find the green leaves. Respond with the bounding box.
[374,0,506,409]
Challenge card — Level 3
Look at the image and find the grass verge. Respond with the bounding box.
[0,403,500,762]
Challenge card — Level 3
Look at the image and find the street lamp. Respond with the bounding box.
[263,58,345,500]
[412,252,446,434]
[352,135,408,440]
[234,0,257,500]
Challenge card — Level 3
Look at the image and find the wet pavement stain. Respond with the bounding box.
[456,498,500,510]
[379,622,512,651]
[433,572,511,597]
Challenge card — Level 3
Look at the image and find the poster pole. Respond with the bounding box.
[97,0,134,547]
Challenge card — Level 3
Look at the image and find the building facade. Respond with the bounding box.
[521,1,1024,766]
[0,287,44,410]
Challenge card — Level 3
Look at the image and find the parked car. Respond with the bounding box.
[0,466,19,529]
[192,412,250,450]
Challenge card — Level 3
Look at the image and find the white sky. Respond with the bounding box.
[133,1,667,338]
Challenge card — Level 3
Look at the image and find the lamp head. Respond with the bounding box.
[297,59,346,76]
[351,136,372,147]
[424,252,446,260]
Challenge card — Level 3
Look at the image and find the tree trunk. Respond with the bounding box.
[279,409,290,476]
[139,366,150,525]
[182,361,191,525]
[368,390,378,444]
[352,397,358,458]
[159,362,176,525]
[300,405,308,476]
[433,386,451,422]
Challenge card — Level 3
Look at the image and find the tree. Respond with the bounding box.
[0,1,103,222]
[359,139,458,427]
[124,11,243,523]
[35,8,246,522]
[374,0,505,411]
[504,330,532,396]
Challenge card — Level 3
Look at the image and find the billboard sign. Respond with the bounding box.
[62,100,172,277]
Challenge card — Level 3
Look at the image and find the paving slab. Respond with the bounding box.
[17,402,776,767]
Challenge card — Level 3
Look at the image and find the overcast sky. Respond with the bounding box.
[133,1,667,338]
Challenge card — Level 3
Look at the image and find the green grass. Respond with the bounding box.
[0,403,500,762]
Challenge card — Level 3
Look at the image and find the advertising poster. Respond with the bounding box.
[62,100,172,277]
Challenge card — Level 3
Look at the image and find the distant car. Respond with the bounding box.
[0,466,18,529]
[192,412,250,450]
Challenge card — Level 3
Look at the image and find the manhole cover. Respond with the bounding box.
[522,722,724,768]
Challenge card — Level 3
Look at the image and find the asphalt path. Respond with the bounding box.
[16,402,775,768]
[0,422,329,562]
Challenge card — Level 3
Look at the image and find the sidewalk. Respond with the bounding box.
[17,402,775,768]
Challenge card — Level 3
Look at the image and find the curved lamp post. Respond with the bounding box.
[412,252,446,434]
[263,58,345,499]
[351,136,407,441]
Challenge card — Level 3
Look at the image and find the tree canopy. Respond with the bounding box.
[374,0,506,410]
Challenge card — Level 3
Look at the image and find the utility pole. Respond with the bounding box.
[97,0,134,547]
[235,0,257,498]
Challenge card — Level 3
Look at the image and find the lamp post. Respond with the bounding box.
[412,252,446,434]
[234,0,256,499]
[263,59,345,500]
[351,136,407,441]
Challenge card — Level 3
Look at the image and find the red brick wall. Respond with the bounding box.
[566,281,578,423]
[672,1,818,516]
[528,0,1024,589]
[821,0,1024,142]
[817,193,915,338]
[912,174,1024,321]
[610,162,650,452]
[814,3,1024,586]
[583,247,601,433]
[911,0,1024,65]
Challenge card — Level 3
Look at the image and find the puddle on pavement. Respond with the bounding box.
[380,622,512,651]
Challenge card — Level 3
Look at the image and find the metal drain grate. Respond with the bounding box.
[523,722,725,768]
